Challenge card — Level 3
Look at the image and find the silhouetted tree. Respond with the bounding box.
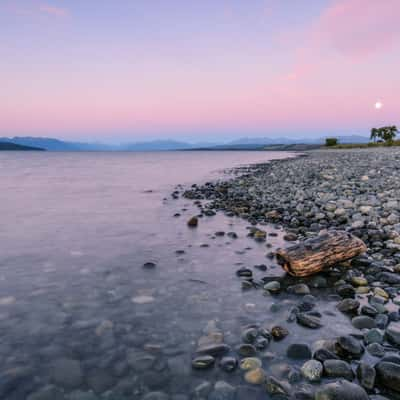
[370,127,378,143]
[370,126,398,145]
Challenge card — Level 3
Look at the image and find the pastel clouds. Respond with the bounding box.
[39,4,68,17]
[312,0,400,58]
[4,1,69,18]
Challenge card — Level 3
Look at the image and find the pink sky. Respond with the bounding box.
[1,0,399,141]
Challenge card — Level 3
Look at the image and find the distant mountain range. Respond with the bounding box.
[0,135,370,151]
[0,141,45,151]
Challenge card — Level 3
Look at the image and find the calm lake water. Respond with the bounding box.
[0,151,352,400]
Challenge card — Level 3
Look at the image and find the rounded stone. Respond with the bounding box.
[244,368,266,385]
[351,316,376,330]
[286,343,312,360]
[236,344,257,357]
[336,335,364,358]
[375,361,400,392]
[271,326,289,340]
[323,359,353,380]
[208,381,235,400]
[187,217,198,227]
[239,357,262,371]
[336,284,356,298]
[241,327,258,343]
[363,328,384,344]
[351,276,368,286]
[264,281,281,293]
[192,355,215,370]
[366,343,385,357]
[337,298,360,314]
[219,357,238,372]
[296,312,322,329]
[356,362,376,390]
[301,360,323,382]
[315,380,369,400]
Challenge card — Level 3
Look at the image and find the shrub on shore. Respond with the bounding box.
[325,138,338,146]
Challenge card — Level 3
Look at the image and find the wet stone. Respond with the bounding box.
[366,343,385,357]
[296,312,322,329]
[313,348,339,363]
[236,268,252,278]
[263,281,281,293]
[241,281,253,290]
[208,381,235,400]
[244,367,266,385]
[361,304,378,317]
[219,357,237,372]
[241,327,258,343]
[375,361,400,392]
[187,217,198,227]
[52,358,83,390]
[265,376,291,396]
[336,284,356,298]
[236,343,257,357]
[192,355,215,370]
[192,381,212,398]
[301,360,323,382]
[286,343,312,360]
[386,323,400,346]
[254,336,269,350]
[351,315,376,330]
[127,350,156,371]
[239,357,262,371]
[143,262,157,269]
[375,314,388,329]
[196,343,230,357]
[283,233,298,241]
[315,380,369,400]
[288,284,310,295]
[356,362,376,390]
[351,276,368,286]
[271,326,289,341]
[336,336,364,358]
[337,298,360,314]
[323,359,353,380]
[364,328,384,344]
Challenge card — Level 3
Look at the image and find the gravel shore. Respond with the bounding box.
[182,148,400,400]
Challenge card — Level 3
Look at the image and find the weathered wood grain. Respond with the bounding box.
[276,231,367,277]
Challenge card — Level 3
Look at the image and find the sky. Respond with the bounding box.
[1,0,399,143]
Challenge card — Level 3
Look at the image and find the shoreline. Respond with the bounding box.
[179,147,400,399]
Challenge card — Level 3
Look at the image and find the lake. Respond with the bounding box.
[0,151,351,400]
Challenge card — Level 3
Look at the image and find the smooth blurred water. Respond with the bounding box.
[0,151,352,399]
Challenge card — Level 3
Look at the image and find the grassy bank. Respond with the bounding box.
[328,140,400,149]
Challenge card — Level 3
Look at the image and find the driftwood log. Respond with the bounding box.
[276,230,367,277]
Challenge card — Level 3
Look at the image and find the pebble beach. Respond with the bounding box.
[180,148,400,400]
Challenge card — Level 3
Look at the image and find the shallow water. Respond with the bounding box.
[0,151,354,399]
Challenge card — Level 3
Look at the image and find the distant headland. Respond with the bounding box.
[0,141,45,151]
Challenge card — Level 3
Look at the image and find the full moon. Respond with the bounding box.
[375,101,383,109]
